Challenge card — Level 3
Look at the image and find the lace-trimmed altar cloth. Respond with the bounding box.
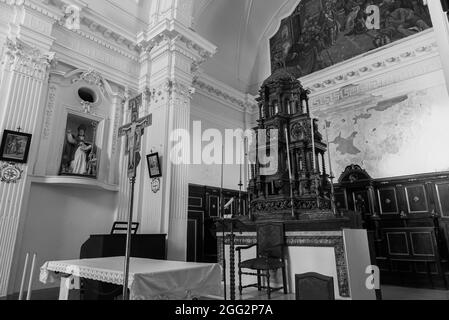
[40,257,223,300]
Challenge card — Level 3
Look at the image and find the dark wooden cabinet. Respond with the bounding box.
[188,184,248,263]
[335,165,449,289]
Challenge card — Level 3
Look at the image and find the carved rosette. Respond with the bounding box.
[3,39,55,81]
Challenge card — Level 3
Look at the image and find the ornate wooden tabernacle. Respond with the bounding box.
[247,69,338,222]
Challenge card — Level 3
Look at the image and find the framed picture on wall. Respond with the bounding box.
[0,130,32,164]
[147,153,162,178]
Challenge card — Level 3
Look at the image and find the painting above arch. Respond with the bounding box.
[270,0,432,76]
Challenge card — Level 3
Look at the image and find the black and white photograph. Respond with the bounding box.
[2,0,449,310]
[0,130,32,164]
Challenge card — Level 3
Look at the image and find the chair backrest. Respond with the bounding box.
[256,223,285,259]
[295,273,335,300]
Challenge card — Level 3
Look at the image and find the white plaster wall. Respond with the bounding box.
[301,31,449,179]
[286,247,341,299]
[11,183,117,292]
[189,93,246,190]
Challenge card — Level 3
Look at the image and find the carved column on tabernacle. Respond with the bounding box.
[0,1,61,297]
[135,0,216,261]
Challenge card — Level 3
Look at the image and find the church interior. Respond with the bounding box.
[1,0,449,301]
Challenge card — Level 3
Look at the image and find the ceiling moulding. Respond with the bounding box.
[2,0,63,21]
[46,0,141,55]
[51,29,139,91]
[301,30,439,96]
[193,73,257,114]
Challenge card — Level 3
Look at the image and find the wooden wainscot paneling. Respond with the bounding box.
[436,182,449,218]
[335,166,449,289]
[188,184,248,263]
[405,185,429,214]
[378,187,399,215]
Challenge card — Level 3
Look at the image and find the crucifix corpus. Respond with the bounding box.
[118,93,152,300]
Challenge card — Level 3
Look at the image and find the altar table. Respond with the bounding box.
[40,257,223,300]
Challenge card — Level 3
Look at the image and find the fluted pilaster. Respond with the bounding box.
[0,39,54,296]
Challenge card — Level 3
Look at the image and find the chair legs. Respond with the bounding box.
[282,266,288,294]
[266,270,271,300]
[238,267,243,297]
[239,267,288,300]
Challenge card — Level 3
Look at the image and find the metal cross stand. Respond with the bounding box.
[118,93,152,300]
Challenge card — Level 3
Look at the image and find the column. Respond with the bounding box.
[428,0,449,95]
[0,2,59,297]
[134,4,216,261]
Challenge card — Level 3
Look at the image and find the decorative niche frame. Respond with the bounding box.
[33,67,124,191]
[59,111,102,178]
[50,69,109,181]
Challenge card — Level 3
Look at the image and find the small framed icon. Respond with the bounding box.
[0,130,32,164]
[146,152,162,178]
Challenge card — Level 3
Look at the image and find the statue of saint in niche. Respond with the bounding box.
[60,115,98,177]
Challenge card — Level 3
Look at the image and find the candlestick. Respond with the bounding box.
[310,118,316,172]
[19,253,29,300]
[26,254,36,301]
[245,137,252,182]
[325,123,337,216]
[285,127,295,218]
[238,136,244,216]
[325,125,334,179]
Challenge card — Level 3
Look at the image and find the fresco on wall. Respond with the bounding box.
[314,85,449,179]
[270,0,432,76]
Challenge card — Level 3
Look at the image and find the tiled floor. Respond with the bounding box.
[234,286,449,301]
[11,285,449,300]
[381,286,449,300]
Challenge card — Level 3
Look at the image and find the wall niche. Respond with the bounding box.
[33,66,125,191]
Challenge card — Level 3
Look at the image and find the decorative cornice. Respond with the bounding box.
[65,24,139,62]
[301,30,439,96]
[1,0,63,21]
[193,75,257,113]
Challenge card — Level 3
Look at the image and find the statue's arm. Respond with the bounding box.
[67,133,77,145]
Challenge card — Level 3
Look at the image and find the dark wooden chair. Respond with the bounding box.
[236,223,288,299]
[295,273,335,300]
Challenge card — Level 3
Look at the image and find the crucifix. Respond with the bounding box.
[118,93,152,300]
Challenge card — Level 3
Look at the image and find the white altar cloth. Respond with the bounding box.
[40,257,223,300]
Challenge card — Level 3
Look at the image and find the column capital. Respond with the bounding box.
[138,19,216,67]
[3,38,55,80]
